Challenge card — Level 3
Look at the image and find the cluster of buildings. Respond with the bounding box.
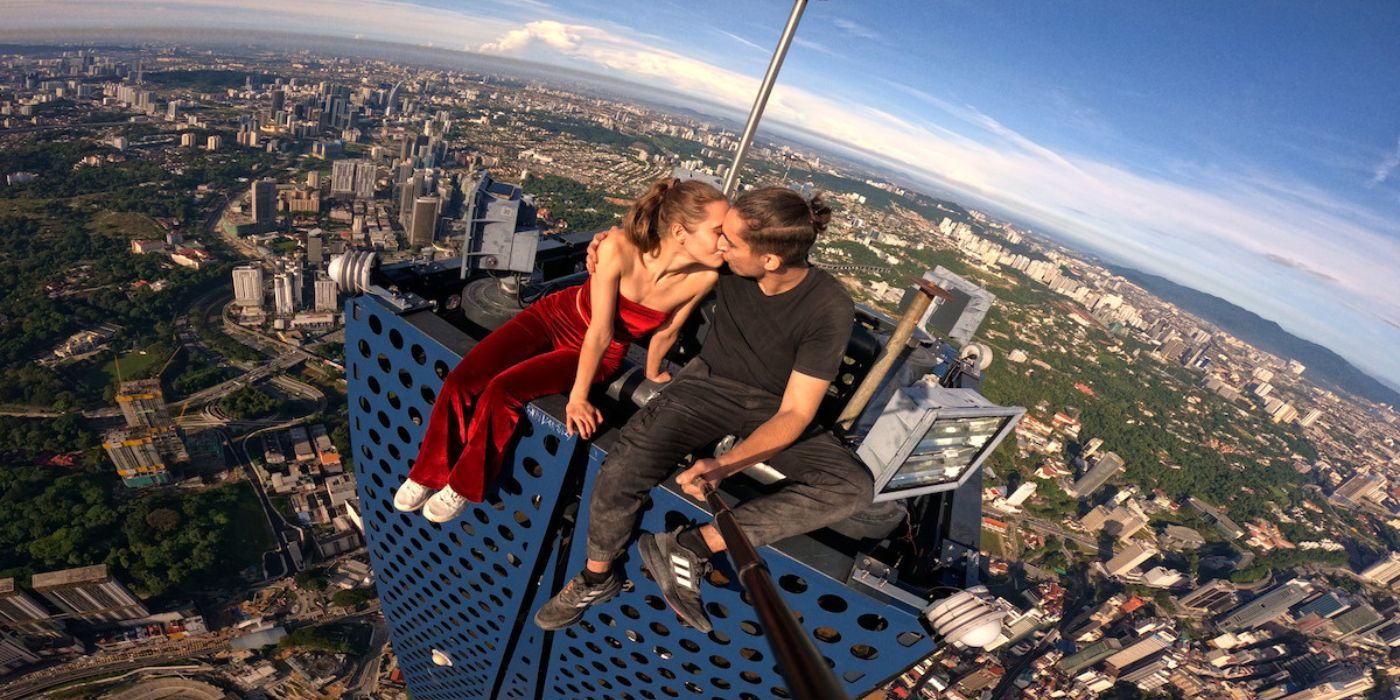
[0,565,206,676]
[259,424,363,558]
[102,379,189,488]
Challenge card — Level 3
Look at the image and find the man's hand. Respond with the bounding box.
[675,458,727,500]
[584,227,619,275]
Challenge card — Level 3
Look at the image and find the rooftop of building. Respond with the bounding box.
[31,564,111,590]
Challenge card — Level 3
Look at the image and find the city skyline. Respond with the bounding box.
[4,0,1399,389]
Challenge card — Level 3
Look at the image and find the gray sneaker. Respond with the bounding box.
[534,571,622,631]
[637,528,713,633]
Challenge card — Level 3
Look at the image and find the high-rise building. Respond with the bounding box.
[1106,542,1158,577]
[270,88,285,113]
[273,272,296,316]
[103,428,170,487]
[30,565,149,624]
[1298,408,1323,428]
[307,170,322,189]
[306,231,324,266]
[1057,638,1122,676]
[205,135,221,151]
[1069,451,1124,498]
[0,629,39,676]
[331,159,376,199]
[1359,552,1400,588]
[115,379,169,429]
[1104,632,1175,673]
[232,264,264,308]
[410,195,441,247]
[251,178,277,225]
[180,132,196,148]
[314,276,338,313]
[1177,579,1238,615]
[1219,579,1313,631]
[399,170,424,230]
[1335,472,1387,505]
[0,579,63,639]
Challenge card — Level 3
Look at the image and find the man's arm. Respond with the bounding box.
[675,370,830,499]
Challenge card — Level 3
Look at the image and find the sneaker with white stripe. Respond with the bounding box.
[534,571,623,631]
[637,527,713,633]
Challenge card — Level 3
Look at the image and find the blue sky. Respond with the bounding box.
[7,0,1400,388]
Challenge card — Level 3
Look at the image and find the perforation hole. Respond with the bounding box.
[709,655,730,669]
[814,627,841,644]
[739,647,763,662]
[649,622,671,637]
[421,385,436,404]
[778,574,807,594]
[644,596,666,611]
[850,644,878,660]
[896,631,924,646]
[707,630,730,645]
[817,595,848,613]
[368,314,383,334]
[858,613,888,632]
[389,328,404,348]
[367,376,381,394]
[377,353,391,372]
[705,602,728,619]
[435,360,450,379]
[411,343,427,365]
[357,339,371,358]
[739,620,761,636]
[523,458,543,478]
[399,368,414,388]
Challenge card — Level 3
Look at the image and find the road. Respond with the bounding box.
[344,614,391,698]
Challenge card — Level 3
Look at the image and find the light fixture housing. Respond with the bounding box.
[855,383,1023,502]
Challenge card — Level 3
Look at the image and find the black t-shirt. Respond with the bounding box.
[699,267,854,397]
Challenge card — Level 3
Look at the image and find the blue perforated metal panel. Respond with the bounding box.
[347,295,937,699]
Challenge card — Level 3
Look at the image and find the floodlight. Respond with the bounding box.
[923,587,1005,648]
[855,383,1023,502]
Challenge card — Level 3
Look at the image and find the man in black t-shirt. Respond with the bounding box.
[536,187,874,633]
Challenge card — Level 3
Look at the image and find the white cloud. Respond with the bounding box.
[1371,136,1400,186]
[831,18,880,41]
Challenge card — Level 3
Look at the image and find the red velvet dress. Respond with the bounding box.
[408,277,671,501]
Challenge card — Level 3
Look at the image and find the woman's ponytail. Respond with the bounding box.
[620,178,724,255]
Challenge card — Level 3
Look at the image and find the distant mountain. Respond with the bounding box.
[1109,265,1400,407]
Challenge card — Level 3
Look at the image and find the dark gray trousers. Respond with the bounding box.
[585,358,875,563]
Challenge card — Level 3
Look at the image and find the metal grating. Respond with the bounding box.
[347,295,937,699]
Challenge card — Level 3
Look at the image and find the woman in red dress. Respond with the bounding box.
[394,178,727,523]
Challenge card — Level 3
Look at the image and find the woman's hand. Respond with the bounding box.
[565,397,604,439]
[646,371,673,384]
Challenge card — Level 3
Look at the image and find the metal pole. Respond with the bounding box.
[722,0,809,197]
[836,279,954,430]
[703,485,847,700]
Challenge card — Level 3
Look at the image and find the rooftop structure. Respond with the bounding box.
[30,565,148,624]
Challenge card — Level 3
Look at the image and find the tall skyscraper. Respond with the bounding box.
[314,276,339,313]
[306,231,324,266]
[0,579,63,639]
[274,272,296,316]
[1106,542,1158,577]
[30,565,148,625]
[1219,579,1313,631]
[103,428,170,488]
[115,379,169,429]
[232,264,264,308]
[251,178,277,225]
[1359,552,1400,588]
[400,170,424,230]
[410,195,441,247]
[1069,451,1124,498]
[270,88,285,113]
[331,159,376,199]
[0,629,40,676]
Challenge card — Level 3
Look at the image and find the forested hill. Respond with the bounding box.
[1110,265,1400,407]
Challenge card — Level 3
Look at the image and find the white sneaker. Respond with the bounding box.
[393,479,435,512]
[423,487,470,523]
